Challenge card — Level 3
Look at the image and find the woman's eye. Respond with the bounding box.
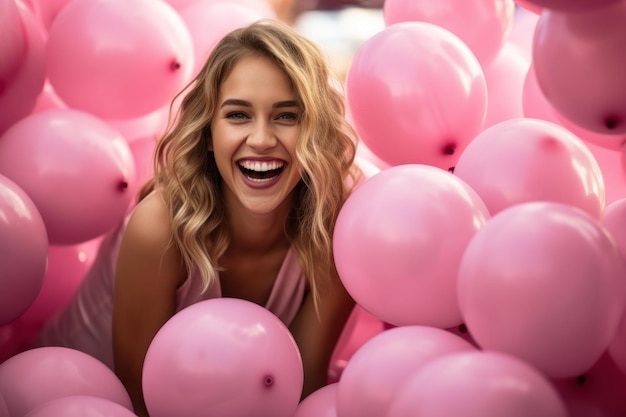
[277,112,299,122]
[226,111,248,120]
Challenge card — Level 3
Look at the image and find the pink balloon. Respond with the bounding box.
[129,135,158,193]
[106,106,168,144]
[0,0,27,88]
[533,3,626,134]
[0,347,132,417]
[31,81,67,114]
[0,1,46,135]
[607,315,626,383]
[482,43,530,129]
[518,0,621,12]
[46,0,194,119]
[514,0,543,14]
[458,202,626,378]
[0,174,48,326]
[522,63,626,151]
[26,0,73,29]
[387,351,568,417]
[24,396,138,417]
[294,383,338,417]
[143,298,303,417]
[18,239,101,327]
[454,118,606,220]
[0,109,136,245]
[586,143,626,205]
[345,22,487,170]
[507,7,539,61]
[336,326,476,417]
[334,164,490,328]
[383,0,516,66]
[179,1,268,77]
[603,198,626,262]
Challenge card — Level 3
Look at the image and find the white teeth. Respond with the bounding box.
[239,160,284,172]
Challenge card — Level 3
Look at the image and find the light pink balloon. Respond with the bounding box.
[18,239,101,327]
[607,315,626,380]
[387,351,568,417]
[179,1,271,76]
[143,298,303,417]
[603,198,626,262]
[585,143,626,205]
[24,395,138,417]
[533,3,626,134]
[522,63,626,151]
[0,174,48,326]
[453,117,606,220]
[345,22,487,170]
[482,43,530,129]
[294,383,338,417]
[507,7,539,62]
[513,0,543,14]
[0,109,136,245]
[31,81,67,113]
[106,106,169,144]
[383,0,516,66]
[46,0,194,119]
[518,0,621,12]
[0,347,132,417]
[26,0,73,29]
[336,326,476,417]
[0,0,27,88]
[458,202,626,378]
[333,164,490,328]
[0,1,46,135]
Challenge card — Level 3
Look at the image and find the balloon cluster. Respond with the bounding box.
[2,0,626,416]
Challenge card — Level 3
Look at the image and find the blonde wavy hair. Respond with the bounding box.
[140,19,359,308]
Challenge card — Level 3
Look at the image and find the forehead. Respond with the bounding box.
[219,55,295,98]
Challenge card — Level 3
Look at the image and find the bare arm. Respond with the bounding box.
[289,273,355,399]
[112,192,186,417]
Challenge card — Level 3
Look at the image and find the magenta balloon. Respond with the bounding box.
[336,326,476,417]
[533,3,626,134]
[0,0,27,88]
[383,0,516,66]
[458,202,626,378]
[387,351,568,417]
[18,239,101,327]
[143,298,303,417]
[0,2,46,136]
[522,64,626,151]
[454,118,606,220]
[518,0,621,12]
[345,22,487,170]
[0,347,133,417]
[294,383,338,417]
[0,109,136,245]
[0,174,48,326]
[333,164,490,328]
[46,0,194,119]
[24,396,138,417]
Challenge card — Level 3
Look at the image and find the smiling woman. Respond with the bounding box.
[33,19,360,417]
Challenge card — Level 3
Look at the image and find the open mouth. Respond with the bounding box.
[238,160,285,183]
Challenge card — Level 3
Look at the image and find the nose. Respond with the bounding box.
[246,120,276,151]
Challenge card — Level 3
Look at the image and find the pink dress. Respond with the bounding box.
[34,220,307,369]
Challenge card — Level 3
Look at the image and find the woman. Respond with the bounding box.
[36,19,360,416]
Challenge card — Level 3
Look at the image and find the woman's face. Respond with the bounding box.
[210,54,303,217]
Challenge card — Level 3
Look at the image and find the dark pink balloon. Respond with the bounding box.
[0,174,48,326]
[383,0,516,66]
[0,347,132,417]
[517,0,620,12]
[46,0,194,119]
[533,3,626,134]
[333,164,490,328]
[345,22,487,170]
[143,298,303,417]
[0,2,46,135]
[458,202,626,378]
[0,109,136,245]
[0,0,27,90]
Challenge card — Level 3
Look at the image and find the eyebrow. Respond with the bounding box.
[220,99,300,109]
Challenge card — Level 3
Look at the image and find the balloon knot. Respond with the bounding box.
[170,60,181,72]
[263,375,274,388]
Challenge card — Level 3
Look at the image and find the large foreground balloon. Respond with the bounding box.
[333,164,490,328]
[346,22,487,170]
[0,109,136,245]
[458,202,626,378]
[142,298,303,417]
[24,396,137,417]
[387,351,568,417]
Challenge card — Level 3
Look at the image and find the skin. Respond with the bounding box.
[112,55,354,416]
